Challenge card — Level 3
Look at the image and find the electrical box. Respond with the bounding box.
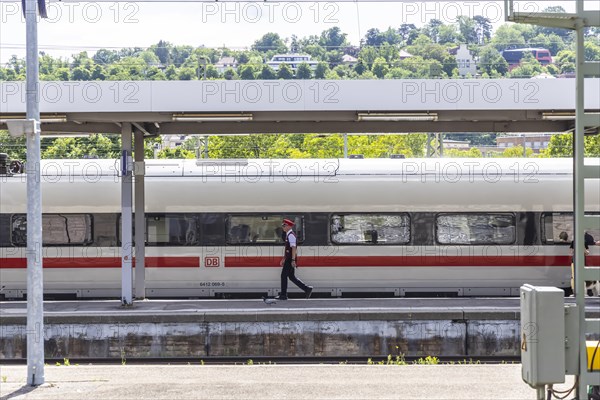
[520,284,566,387]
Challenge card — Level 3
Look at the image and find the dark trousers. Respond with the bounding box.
[280,259,310,296]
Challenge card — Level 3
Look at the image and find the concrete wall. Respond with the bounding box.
[0,312,522,360]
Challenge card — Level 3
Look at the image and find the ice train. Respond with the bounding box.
[1,157,599,299]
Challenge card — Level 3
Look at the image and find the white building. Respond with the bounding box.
[266,54,318,71]
[455,44,477,77]
[215,57,238,73]
[342,54,358,68]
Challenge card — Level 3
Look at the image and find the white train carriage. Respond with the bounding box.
[1,157,599,299]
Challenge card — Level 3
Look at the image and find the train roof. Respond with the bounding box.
[22,158,597,178]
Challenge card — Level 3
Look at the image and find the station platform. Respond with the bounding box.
[1,298,599,361]
[0,364,575,400]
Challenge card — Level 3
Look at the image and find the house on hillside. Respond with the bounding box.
[342,54,358,68]
[215,57,238,73]
[267,54,318,71]
[497,134,552,153]
[399,50,413,60]
[452,44,477,77]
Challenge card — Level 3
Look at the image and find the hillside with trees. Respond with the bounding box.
[1,6,599,160]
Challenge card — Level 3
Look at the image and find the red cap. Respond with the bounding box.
[282,219,295,227]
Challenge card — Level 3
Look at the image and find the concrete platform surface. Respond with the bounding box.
[1,297,598,320]
[0,364,573,400]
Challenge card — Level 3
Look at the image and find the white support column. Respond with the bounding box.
[121,123,133,305]
[134,130,146,299]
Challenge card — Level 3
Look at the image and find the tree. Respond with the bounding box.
[478,46,509,76]
[424,19,443,43]
[252,33,287,53]
[365,28,384,47]
[542,134,600,157]
[42,134,121,159]
[444,148,483,158]
[208,135,279,158]
[358,46,378,69]
[70,66,92,81]
[371,57,389,78]
[239,65,256,80]
[509,53,543,78]
[295,63,313,79]
[473,16,492,44]
[223,68,237,80]
[314,62,329,79]
[456,16,477,44]
[0,130,27,161]
[555,50,576,74]
[151,40,172,65]
[319,27,348,51]
[438,25,459,45]
[289,35,299,53]
[277,63,294,80]
[258,65,277,80]
[499,145,534,158]
[177,67,196,80]
[157,147,195,159]
[398,24,419,45]
[93,49,120,66]
[491,24,527,52]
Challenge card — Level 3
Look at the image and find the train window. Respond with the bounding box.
[0,214,11,246]
[541,213,600,244]
[11,214,93,246]
[330,214,410,245]
[436,214,515,245]
[226,215,304,245]
[146,214,200,246]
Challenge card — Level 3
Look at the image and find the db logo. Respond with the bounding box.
[205,257,220,267]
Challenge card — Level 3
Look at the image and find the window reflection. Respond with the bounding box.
[436,214,515,245]
[331,214,410,245]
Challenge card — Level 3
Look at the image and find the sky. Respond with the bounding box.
[0,0,598,64]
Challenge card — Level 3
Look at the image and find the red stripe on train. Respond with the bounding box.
[225,255,598,267]
[1,256,598,269]
[0,257,199,269]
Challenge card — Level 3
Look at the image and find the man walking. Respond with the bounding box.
[276,219,313,300]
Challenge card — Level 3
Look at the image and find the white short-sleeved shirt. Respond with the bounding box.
[287,230,297,247]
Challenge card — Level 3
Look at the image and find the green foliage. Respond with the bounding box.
[42,134,121,159]
[444,148,483,158]
[252,33,287,53]
[258,65,277,80]
[0,130,27,161]
[497,146,534,158]
[157,147,195,159]
[276,63,294,80]
[2,19,596,82]
[295,63,313,79]
[314,62,329,79]
[541,133,600,157]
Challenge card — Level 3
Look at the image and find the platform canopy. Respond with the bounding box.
[1,79,599,134]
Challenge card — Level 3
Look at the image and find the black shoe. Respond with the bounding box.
[588,289,594,297]
[274,295,288,300]
[306,286,313,299]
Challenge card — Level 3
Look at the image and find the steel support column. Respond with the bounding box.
[134,130,146,299]
[121,123,133,305]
